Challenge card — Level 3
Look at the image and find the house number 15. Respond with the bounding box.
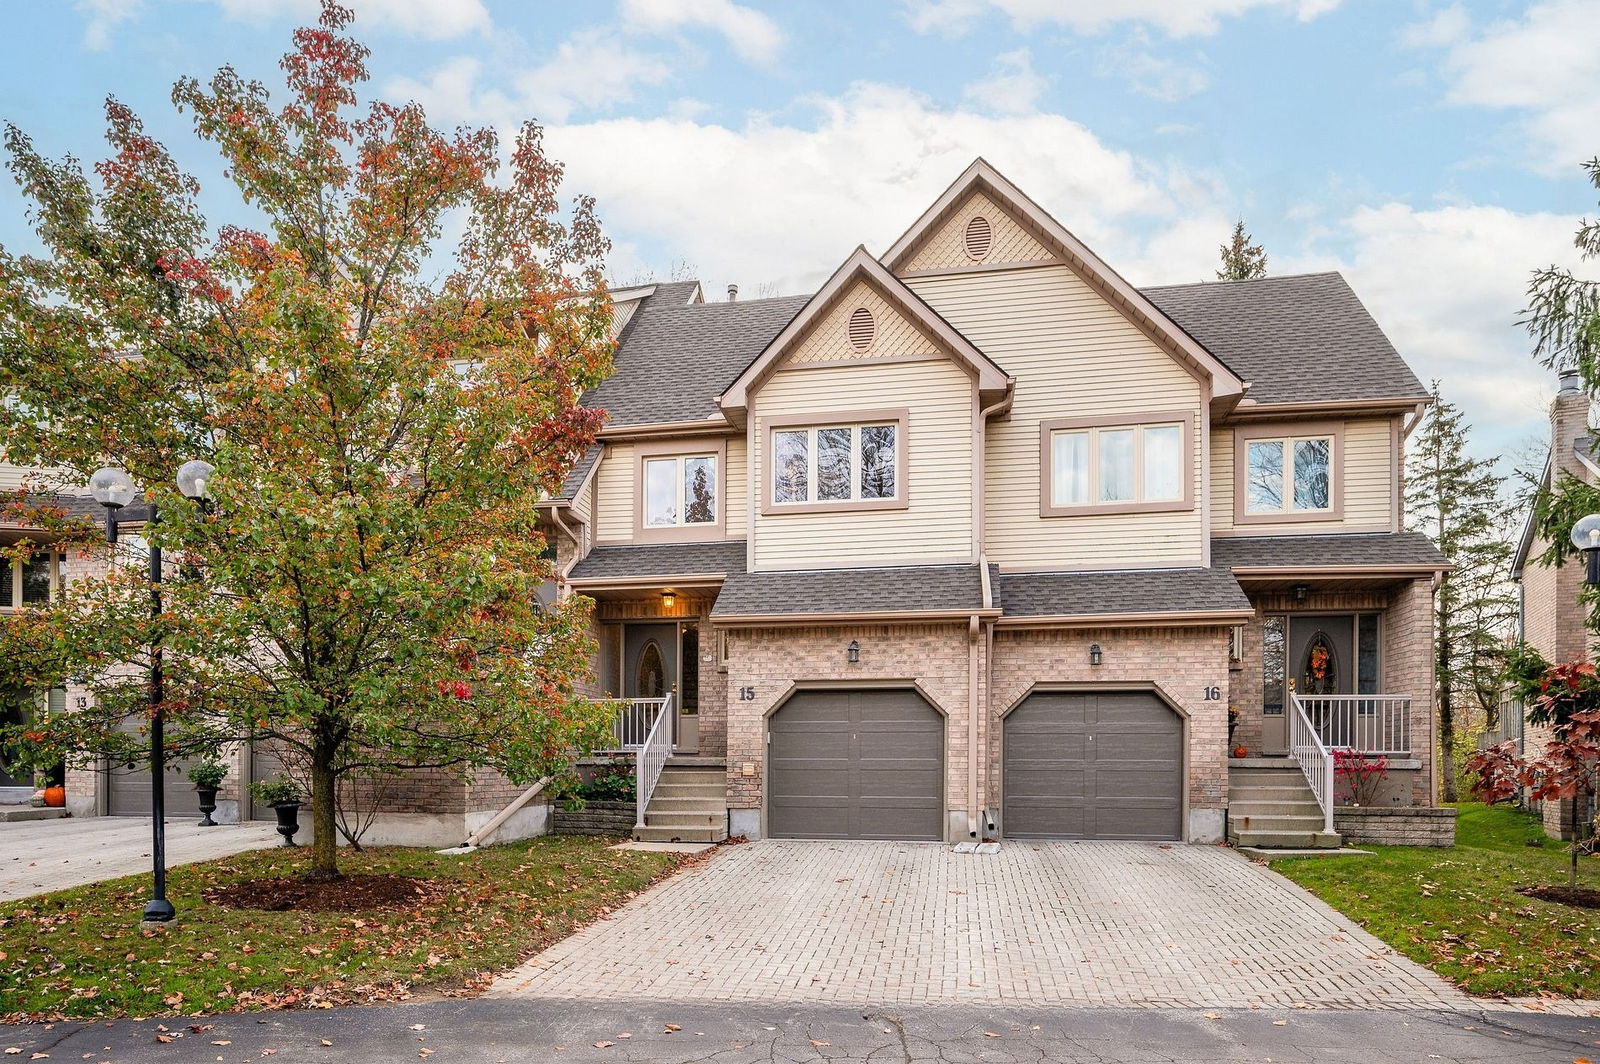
[738,686,756,701]
[1202,686,1222,701]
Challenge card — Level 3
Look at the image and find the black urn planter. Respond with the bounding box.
[271,801,303,846]
[195,786,220,826]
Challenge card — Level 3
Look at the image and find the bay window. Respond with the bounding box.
[1041,414,1191,515]
[767,412,906,512]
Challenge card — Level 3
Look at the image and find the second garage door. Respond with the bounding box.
[768,688,943,841]
[1003,690,1182,841]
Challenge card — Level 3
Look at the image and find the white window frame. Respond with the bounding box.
[1,550,62,611]
[1039,412,1193,517]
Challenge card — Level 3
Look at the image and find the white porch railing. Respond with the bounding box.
[1289,693,1335,835]
[634,693,674,832]
[610,697,671,750]
[1297,695,1411,755]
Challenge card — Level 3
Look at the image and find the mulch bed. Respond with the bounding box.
[203,874,445,913]
[1518,884,1600,910]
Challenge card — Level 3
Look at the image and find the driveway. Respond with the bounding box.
[1,817,280,901]
[492,839,1477,1010]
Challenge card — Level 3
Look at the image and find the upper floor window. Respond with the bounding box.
[765,412,908,514]
[1236,423,1342,523]
[1040,413,1192,516]
[644,454,717,527]
[1,551,60,610]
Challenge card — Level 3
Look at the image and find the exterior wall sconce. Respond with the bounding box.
[1292,583,1310,604]
[1088,643,1103,666]
[847,640,860,664]
[1572,514,1600,584]
[660,590,676,611]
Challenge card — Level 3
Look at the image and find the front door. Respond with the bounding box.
[1262,615,1356,755]
[623,623,680,747]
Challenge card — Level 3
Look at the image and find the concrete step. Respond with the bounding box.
[1229,814,1328,833]
[1230,829,1342,849]
[635,823,727,844]
[665,756,725,768]
[0,805,67,823]
[1230,785,1320,801]
[1229,769,1309,782]
[1228,800,1325,818]
[648,794,728,810]
[646,811,727,829]
[658,767,725,783]
[652,781,727,799]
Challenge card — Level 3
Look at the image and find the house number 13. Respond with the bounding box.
[1202,686,1222,701]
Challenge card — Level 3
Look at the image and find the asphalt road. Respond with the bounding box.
[3,999,1597,1063]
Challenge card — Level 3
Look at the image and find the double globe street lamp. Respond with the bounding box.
[1572,513,1600,587]
[88,459,214,925]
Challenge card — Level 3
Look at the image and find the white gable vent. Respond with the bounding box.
[847,306,876,351]
[964,215,993,261]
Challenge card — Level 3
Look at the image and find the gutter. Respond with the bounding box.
[569,573,730,591]
[711,607,1004,627]
[994,609,1256,630]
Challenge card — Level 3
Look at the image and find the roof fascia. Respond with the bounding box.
[569,573,731,591]
[597,418,735,442]
[994,609,1254,629]
[1225,563,1453,578]
[1511,453,1552,579]
[713,607,1004,626]
[881,159,1246,404]
[1225,397,1436,422]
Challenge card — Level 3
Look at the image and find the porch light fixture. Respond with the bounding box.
[1088,643,1103,667]
[660,590,676,611]
[1572,514,1600,585]
[847,640,860,664]
[1292,583,1310,604]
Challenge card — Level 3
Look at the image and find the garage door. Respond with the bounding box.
[1003,690,1181,841]
[107,754,202,817]
[768,688,943,841]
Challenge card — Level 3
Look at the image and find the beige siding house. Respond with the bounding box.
[549,160,1449,848]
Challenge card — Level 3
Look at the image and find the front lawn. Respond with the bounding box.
[1272,803,1600,998]
[0,835,686,1022]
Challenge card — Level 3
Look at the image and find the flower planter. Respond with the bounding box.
[271,801,303,846]
[196,785,220,826]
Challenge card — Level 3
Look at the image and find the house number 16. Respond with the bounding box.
[1202,686,1222,701]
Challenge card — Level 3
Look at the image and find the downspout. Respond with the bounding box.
[970,557,994,840]
[550,505,582,598]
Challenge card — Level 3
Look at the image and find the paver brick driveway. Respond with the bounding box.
[492,839,1474,1010]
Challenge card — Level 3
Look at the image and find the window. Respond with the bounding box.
[643,454,717,528]
[1,552,60,610]
[1238,426,1340,521]
[767,417,903,510]
[1262,616,1286,718]
[1041,415,1189,515]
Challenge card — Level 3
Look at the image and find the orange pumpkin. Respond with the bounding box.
[41,785,66,807]
[1232,745,1249,759]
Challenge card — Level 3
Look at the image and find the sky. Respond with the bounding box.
[4,0,1598,469]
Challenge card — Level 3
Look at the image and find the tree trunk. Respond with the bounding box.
[308,723,340,881]
[1438,619,1457,803]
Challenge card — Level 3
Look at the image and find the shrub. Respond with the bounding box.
[187,760,227,789]
[1333,748,1389,806]
[250,775,301,806]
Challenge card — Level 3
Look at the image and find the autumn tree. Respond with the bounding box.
[0,1,616,878]
[1405,383,1518,799]
[1216,219,1267,281]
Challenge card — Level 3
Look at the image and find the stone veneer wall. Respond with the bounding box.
[1334,806,1457,847]
[990,625,1232,843]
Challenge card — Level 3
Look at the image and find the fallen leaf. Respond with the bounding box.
[320,1040,333,1047]
[408,1025,426,1032]
[663,1024,681,1033]
[984,1032,1000,1038]
[810,1040,830,1047]
[210,1041,230,1047]
[1272,1020,1288,1027]
[1202,1012,1221,1020]
[593,1041,614,1049]
[419,1051,433,1059]
[153,1036,173,1045]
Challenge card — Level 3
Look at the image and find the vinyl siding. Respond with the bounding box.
[903,191,1056,273]
[751,358,976,570]
[0,461,68,493]
[593,436,741,545]
[725,434,748,537]
[1212,417,1398,535]
[907,265,1205,570]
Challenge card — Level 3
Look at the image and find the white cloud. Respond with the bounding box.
[618,0,782,65]
[1406,0,1600,173]
[207,0,491,39]
[905,0,1340,38]
[74,0,141,50]
[962,49,1050,115]
[1098,35,1212,101]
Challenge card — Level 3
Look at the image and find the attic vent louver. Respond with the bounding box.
[964,215,993,261]
[847,306,876,351]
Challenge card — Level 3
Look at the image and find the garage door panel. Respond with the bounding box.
[1003,691,1181,842]
[768,689,943,841]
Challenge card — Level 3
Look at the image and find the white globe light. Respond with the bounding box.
[175,459,216,500]
[88,467,139,509]
[1571,513,1600,552]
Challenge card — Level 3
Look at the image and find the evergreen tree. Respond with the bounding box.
[1524,157,1600,386]
[1216,219,1268,281]
[1406,383,1519,800]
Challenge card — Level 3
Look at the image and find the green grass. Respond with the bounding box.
[1272,803,1600,998]
[0,835,685,1021]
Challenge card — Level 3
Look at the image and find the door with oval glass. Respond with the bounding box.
[1262,615,1354,755]
[621,622,699,751]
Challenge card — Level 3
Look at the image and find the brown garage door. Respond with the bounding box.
[768,688,943,841]
[1003,690,1181,841]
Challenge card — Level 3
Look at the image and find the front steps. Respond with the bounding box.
[1228,759,1342,849]
[634,758,728,844]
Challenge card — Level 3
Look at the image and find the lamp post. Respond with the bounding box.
[1571,513,1600,586]
[89,461,214,925]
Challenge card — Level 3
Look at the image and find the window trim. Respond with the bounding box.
[1233,421,1345,525]
[1038,411,1195,517]
[0,548,62,611]
[760,408,911,515]
[633,439,729,543]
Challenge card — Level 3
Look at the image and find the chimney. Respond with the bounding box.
[727,284,739,302]
[1559,367,1584,396]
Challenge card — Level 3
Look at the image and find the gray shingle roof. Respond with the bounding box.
[555,444,603,502]
[712,564,986,618]
[1140,272,1428,406]
[1211,532,1448,570]
[996,567,1251,619]
[569,540,747,582]
[584,282,810,428]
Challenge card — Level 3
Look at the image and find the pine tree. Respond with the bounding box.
[1216,219,1268,281]
[1406,383,1519,800]
[1524,157,1600,385]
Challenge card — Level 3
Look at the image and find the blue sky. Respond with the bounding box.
[6,0,1599,467]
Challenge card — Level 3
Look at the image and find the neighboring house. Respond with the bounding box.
[544,159,1448,847]
[4,159,1450,848]
[1511,369,1596,840]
